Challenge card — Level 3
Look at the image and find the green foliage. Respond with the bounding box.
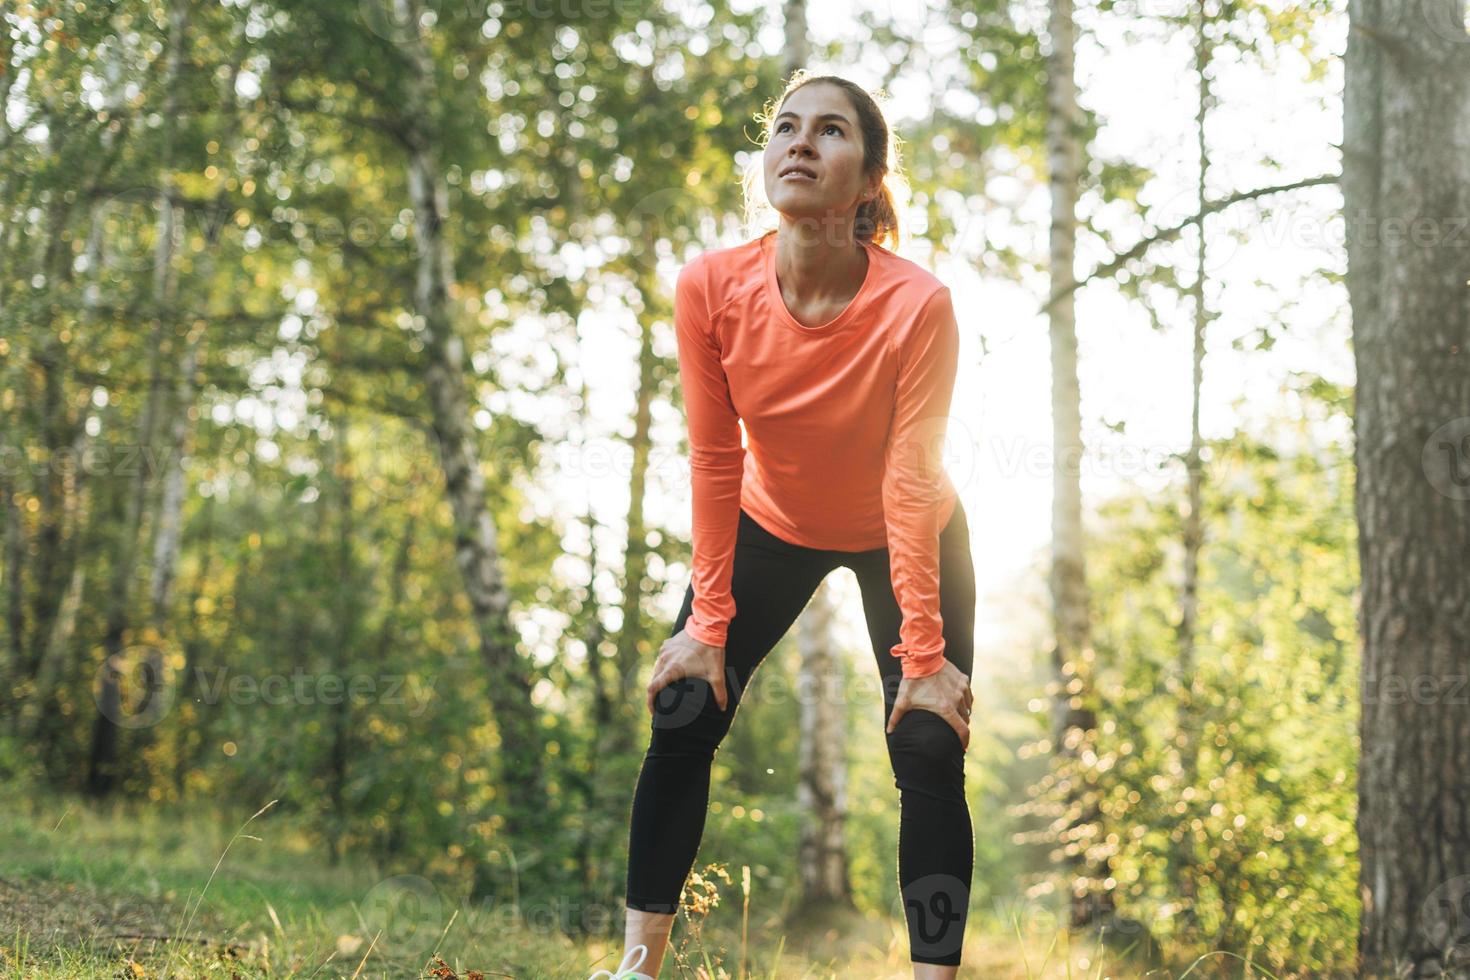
[1019,384,1359,975]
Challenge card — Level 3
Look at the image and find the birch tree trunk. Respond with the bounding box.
[0,23,20,304]
[1344,1,1470,973]
[147,335,198,628]
[22,392,100,743]
[87,0,188,795]
[782,0,808,74]
[796,584,854,908]
[392,0,552,862]
[3,478,22,695]
[1169,0,1219,939]
[565,338,628,908]
[172,493,216,797]
[24,190,78,693]
[372,512,418,857]
[1044,0,1116,934]
[779,0,854,911]
[148,58,245,621]
[7,199,86,728]
[610,264,661,757]
[18,32,127,740]
[326,414,359,866]
[584,439,613,736]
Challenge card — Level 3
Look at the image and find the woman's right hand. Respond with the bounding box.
[646,628,729,716]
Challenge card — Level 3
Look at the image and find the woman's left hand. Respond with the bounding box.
[886,659,974,751]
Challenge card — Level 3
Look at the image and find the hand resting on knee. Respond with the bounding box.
[886,660,974,750]
[646,628,729,716]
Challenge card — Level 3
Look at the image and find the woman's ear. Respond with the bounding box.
[864,170,883,203]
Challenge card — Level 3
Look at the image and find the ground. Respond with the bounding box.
[0,796,1159,978]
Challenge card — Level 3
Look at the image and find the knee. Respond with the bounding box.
[886,710,965,803]
[646,676,733,759]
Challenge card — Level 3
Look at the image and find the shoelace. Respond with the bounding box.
[586,942,649,980]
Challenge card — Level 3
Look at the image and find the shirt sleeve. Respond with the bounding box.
[673,256,744,648]
[882,285,961,680]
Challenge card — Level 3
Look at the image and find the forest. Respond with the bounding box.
[1,0,1467,977]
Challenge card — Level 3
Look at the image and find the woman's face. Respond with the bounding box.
[763,83,879,241]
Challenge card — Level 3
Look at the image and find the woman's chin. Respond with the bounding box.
[769,196,841,223]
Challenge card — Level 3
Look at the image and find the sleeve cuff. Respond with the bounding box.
[893,643,947,679]
[685,619,727,648]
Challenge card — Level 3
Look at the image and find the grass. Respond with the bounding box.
[0,793,1227,978]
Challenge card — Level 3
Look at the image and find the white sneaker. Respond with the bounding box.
[586,942,651,980]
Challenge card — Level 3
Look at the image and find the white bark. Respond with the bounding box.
[797,581,853,906]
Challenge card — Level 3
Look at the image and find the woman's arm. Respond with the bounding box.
[673,256,744,648]
[881,285,961,679]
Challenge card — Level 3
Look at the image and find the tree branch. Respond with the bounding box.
[1039,172,1340,316]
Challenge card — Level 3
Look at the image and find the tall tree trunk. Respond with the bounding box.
[610,265,660,758]
[782,0,808,73]
[166,58,241,797]
[578,515,611,900]
[19,33,130,741]
[130,337,199,766]
[21,391,100,744]
[326,414,358,866]
[8,23,142,729]
[778,0,854,913]
[391,0,551,875]
[87,0,189,796]
[370,512,418,857]
[1044,0,1115,935]
[0,21,24,317]
[24,195,77,691]
[172,493,216,797]
[585,460,613,736]
[1344,1,1470,974]
[147,338,198,632]
[796,584,854,910]
[3,475,23,695]
[1170,0,1218,942]
[576,360,618,904]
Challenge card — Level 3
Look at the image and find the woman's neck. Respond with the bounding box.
[772,223,868,304]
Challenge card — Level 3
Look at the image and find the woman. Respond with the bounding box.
[592,71,977,979]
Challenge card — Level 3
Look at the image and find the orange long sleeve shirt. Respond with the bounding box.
[674,229,961,680]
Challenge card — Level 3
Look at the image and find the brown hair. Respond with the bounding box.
[749,70,904,250]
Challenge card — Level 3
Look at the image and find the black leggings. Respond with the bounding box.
[625,501,976,966]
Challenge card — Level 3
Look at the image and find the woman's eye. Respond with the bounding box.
[775,121,841,135]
